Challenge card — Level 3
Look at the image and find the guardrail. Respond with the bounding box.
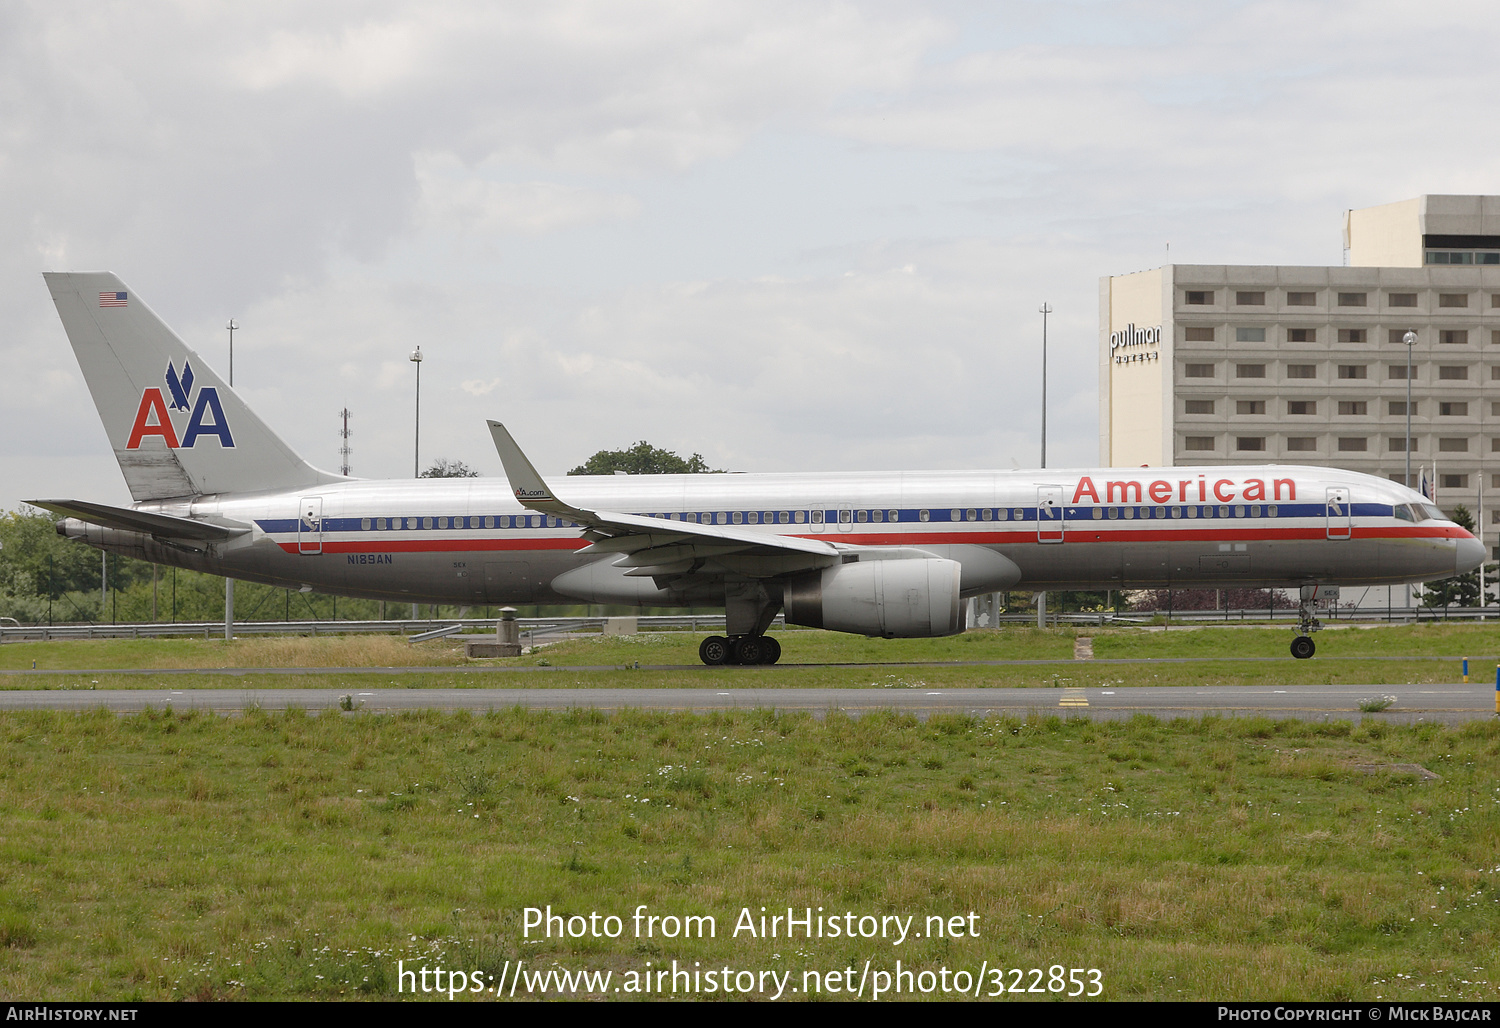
[0,614,745,643]
[0,607,1493,642]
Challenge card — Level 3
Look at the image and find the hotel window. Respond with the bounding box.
[1438,293,1469,308]
[1440,330,1469,345]
[1184,399,1215,414]
[1388,293,1418,307]
[1235,327,1266,342]
[1439,438,1469,452]
[1337,329,1366,343]
[1441,474,1469,489]
[1236,437,1266,451]
[1389,437,1417,452]
[1286,291,1316,306]
[1286,437,1316,451]
[1287,328,1316,342]
[1439,401,1468,416]
[1438,366,1468,380]
[1184,363,1215,377]
[1337,292,1367,307]
[1184,326,1215,341]
[1389,401,1417,415]
[1236,363,1266,378]
[1236,400,1266,415]
[1287,401,1316,415]
[1286,363,1317,378]
[1184,436,1215,451]
[1185,290,1214,305]
[1493,401,1500,417]
[1493,294,1500,307]
[1493,366,1500,380]
[1336,364,1367,379]
[1235,291,1265,305]
[1337,401,1367,415]
[1492,330,1500,345]
[1337,437,1367,452]
[1389,364,1415,380]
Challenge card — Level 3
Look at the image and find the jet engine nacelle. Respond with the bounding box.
[782,557,964,638]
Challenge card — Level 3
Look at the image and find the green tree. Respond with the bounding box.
[420,458,481,478]
[568,441,718,476]
[1419,505,1483,608]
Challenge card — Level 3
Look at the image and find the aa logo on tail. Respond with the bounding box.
[126,360,235,449]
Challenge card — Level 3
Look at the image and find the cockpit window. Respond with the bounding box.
[1421,503,1447,522]
[1393,504,1414,522]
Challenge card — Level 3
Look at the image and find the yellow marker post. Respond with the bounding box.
[1495,665,1499,715]
[1463,658,1469,683]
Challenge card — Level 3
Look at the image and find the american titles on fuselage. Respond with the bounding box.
[1110,322,1161,365]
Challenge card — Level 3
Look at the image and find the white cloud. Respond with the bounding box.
[416,155,642,235]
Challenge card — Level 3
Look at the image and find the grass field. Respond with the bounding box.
[2,624,1495,693]
[0,706,1495,1001]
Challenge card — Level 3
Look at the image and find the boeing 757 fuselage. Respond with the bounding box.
[35,273,1485,664]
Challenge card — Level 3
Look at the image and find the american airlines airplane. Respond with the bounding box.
[35,273,1486,665]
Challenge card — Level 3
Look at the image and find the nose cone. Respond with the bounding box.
[1456,535,1487,575]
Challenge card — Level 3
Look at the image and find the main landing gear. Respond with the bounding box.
[1290,584,1323,660]
[699,635,781,666]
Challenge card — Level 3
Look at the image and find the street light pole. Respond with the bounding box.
[1403,330,1417,488]
[1038,303,1053,632]
[409,345,423,621]
[1039,303,1052,469]
[225,319,238,642]
[410,345,423,479]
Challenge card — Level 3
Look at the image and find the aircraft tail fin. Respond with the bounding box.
[44,272,343,501]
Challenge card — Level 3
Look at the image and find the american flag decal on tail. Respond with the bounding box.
[99,292,128,307]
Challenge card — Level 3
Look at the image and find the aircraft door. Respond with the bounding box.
[1037,486,1064,543]
[837,509,854,533]
[298,497,323,555]
[1325,487,1352,540]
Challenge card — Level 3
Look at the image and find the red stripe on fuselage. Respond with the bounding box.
[273,523,1465,555]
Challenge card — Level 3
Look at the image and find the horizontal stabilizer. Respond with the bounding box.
[27,499,250,541]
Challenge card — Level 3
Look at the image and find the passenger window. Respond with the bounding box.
[1108,507,1119,520]
[951,508,961,521]
[484,516,494,528]
[361,518,371,530]
[919,509,930,522]
[794,511,806,524]
[1155,506,1166,518]
[980,508,992,521]
[780,511,791,524]
[888,510,899,522]
[1013,509,1024,521]
[1267,505,1277,517]
[1092,507,1103,520]
[856,510,868,523]
[1170,507,1181,518]
[732,511,743,524]
[1234,505,1245,518]
[872,510,884,523]
[1218,506,1229,518]
[531,515,542,527]
[1186,506,1198,519]
[966,509,977,522]
[438,517,448,529]
[422,517,433,529]
[840,510,852,524]
[376,518,387,530]
[811,510,823,524]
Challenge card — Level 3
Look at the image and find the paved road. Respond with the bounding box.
[0,683,1491,723]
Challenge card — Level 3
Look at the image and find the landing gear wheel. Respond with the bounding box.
[732,636,765,665]
[760,636,781,665]
[1290,636,1316,660]
[699,636,730,666]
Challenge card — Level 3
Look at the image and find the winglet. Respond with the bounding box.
[487,421,592,522]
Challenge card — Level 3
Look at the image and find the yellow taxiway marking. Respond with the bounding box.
[1059,688,1089,708]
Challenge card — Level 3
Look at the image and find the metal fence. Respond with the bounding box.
[1,606,1494,642]
[0,614,749,643]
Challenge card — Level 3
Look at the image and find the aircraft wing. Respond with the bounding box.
[487,421,840,577]
[27,499,251,541]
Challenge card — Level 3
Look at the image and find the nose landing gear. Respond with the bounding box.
[1290,584,1323,659]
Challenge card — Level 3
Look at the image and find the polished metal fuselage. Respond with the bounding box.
[69,464,1478,606]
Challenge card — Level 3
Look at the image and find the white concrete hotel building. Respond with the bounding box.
[1100,195,1500,567]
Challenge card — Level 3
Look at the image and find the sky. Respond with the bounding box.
[5,0,1500,511]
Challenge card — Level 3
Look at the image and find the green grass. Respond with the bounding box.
[0,708,1495,1000]
[4,622,1499,670]
[1,624,1494,691]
